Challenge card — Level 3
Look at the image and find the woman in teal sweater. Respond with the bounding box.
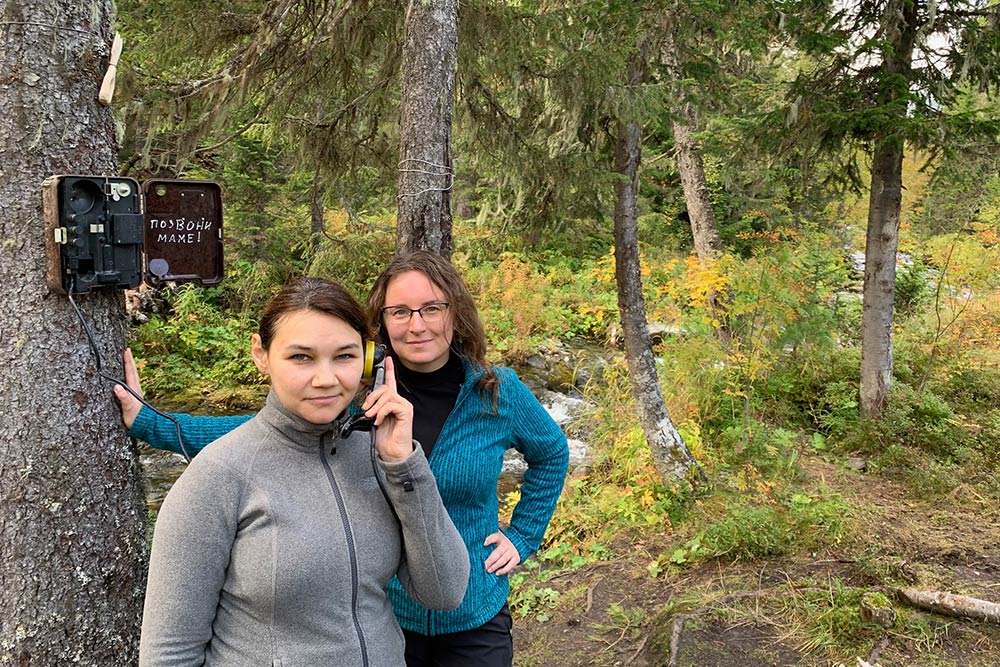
[118,251,569,667]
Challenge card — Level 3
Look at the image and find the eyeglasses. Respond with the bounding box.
[382,302,450,324]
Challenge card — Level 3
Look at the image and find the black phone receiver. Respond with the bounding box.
[339,341,387,437]
[362,340,386,385]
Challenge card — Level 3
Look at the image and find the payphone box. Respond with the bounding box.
[43,176,224,294]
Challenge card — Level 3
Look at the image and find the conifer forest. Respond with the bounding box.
[1,1,1000,665]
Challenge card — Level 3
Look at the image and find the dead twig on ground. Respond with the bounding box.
[625,634,649,665]
[866,636,892,664]
[585,577,602,614]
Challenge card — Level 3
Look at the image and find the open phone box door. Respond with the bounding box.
[141,179,223,287]
[43,176,224,294]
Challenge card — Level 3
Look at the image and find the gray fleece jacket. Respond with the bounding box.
[139,391,470,667]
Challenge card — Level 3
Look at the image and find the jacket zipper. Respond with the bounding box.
[319,431,370,667]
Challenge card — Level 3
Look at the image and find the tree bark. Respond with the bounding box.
[659,20,722,263]
[396,0,457,258]
[898,588,1000,623]
[0,2,147,664]
[613,52,699,484]
[859,0,917,418]
[860,138,904,418]
[672,118,722,262]
[658,15,727,340]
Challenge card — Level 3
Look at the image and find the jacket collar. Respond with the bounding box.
[257,389,348,452]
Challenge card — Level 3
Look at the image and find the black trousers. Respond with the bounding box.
[403,605,513,667]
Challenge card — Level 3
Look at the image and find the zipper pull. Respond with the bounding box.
[321,430,336,455]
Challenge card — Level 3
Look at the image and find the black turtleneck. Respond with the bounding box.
[395,352,464,458]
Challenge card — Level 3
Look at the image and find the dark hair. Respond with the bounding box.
[367,251,499,407]
[259,277,371,350]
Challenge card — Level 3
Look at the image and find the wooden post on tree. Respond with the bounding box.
[0,2,147,664]
[396,0,458,257]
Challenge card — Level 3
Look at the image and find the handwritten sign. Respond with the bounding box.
[148,217,217,244]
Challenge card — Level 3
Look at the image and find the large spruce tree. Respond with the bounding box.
[397,0,458,256]
[0,1,147,663]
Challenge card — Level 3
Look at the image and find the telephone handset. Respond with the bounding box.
[339,341,387,438]
[362,340,386,389]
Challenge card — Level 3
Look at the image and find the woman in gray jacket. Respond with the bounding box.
[138,277,469,667]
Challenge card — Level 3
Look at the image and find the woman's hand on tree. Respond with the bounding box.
[113,348,144,429]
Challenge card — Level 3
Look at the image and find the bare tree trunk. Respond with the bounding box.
[860,139,903,417]
[0,2,147,664]
[613,52,699,484]
[396,0,457,257]
[658,16,727,339]
[672,118,722,261]
[657,13,722,260]
[859,0,916,418]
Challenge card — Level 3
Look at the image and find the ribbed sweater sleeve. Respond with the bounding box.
[130,406,251,457]
[501,370,569,560]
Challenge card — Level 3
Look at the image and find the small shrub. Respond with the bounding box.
[975,410,1000,463]
[895,258,932,316]
[835,382,969,462]
[509,565,561,621]
[814,380,861,439]
[700,503,792,560]
[685,492,852,564]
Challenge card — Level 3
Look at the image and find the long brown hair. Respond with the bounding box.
[259,276,371,350]
[367,251,499,407]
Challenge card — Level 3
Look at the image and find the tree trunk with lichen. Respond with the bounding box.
[396,0,457,257]
[0,1,147,664]
[613,51,699,484]
[660,17,722,264]
[859,137,904,418]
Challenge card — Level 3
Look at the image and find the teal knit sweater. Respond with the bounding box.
[130,361,569,635]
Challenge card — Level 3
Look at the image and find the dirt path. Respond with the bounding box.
[513,456,1000,666]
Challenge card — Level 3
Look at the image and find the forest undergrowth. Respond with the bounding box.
[131,168,1000,666]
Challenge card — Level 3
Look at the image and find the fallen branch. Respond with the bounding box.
[898,589,1000,624]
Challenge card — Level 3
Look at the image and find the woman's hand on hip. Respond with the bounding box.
[484,531,521,575]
